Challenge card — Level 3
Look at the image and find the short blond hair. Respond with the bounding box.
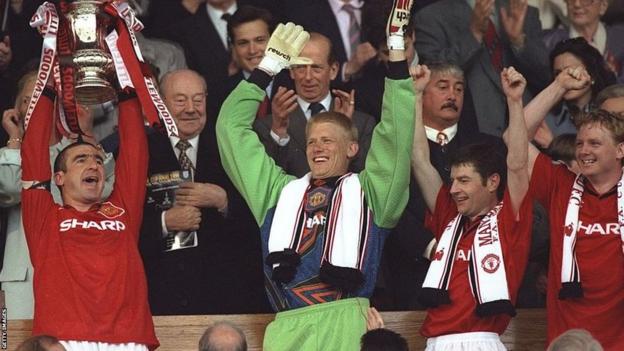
[305,112,358,142]
[575,109,624,143]
[547,329,603,351]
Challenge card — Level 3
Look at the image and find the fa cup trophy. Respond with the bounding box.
[63,0,116,105]
[26,0,179,137]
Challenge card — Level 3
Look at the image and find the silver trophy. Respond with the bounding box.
[63,0,116,105]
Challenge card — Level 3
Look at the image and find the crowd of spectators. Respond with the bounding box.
[1,0,624,349]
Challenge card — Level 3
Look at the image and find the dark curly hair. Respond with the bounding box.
[550,37,617,101]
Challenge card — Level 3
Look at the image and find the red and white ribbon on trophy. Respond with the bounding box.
[27,1,179,137]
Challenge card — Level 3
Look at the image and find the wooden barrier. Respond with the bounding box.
[6,309,547,350]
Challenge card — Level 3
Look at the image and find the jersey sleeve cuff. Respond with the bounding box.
[387,60,409,80]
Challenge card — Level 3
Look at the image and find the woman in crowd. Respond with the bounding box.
[543,0,624,83]
[536,38,615,147]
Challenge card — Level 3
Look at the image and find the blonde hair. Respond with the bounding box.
[547,329,603,351]
[575,109,624,143]
[305,112,358,142]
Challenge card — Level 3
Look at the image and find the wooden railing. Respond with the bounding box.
[6,309,547,350]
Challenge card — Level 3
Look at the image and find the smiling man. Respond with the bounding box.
[253,32,375,177]
[139,69,268,315]
[385,63,506,310]
[526,109,624,350]
[217,2,415,348]
[411,67,533,350]
[519,66,624,349]
[20,82,157,350]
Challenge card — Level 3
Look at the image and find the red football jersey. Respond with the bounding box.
[21,94,158,349]
[531,153,624,351]
[421,185,533,337]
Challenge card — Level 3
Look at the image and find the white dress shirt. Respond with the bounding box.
[206,1,238,49]
[425,124,458,144]
[328,0,363,59]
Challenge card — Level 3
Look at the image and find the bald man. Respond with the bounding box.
[139,69,269,315]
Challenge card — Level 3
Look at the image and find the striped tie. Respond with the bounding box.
[342,3,360,58]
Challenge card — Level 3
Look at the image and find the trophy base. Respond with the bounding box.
[76,79,117,105]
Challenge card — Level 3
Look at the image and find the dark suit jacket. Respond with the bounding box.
[383,128,506,309]
[169,6,234,117]
[139,126,270,315]
[414,0,550,137]
[284,0,373,88]
[253,103,376,178]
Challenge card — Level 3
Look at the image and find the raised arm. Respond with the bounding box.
[522,66,590,176]
[216,23,308,225]
[409,65,442,213]
[501,67,528,218]
[21,88,56,257]
[359,0,416,228]
[109,92,148,234]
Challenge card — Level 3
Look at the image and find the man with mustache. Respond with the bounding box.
[384,62,506,309]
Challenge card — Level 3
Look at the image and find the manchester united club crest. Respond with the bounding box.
[433,247,445,261]
[305,187,331,212]
[564,223,574,237]
[98,202,125,219]
[481,253,500,274]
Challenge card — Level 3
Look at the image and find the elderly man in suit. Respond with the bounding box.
[414,0,550,137]
[253,32,376,177]
[139,69,269,315]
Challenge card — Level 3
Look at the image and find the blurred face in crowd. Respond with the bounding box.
[601,97,624,113]
[449,163,499,221]
[422,71,464,130]
[231,20,270,73]
[306,121,358,179]
[55,144,106,208]
[565,0,608,29]
[290,37,338,103]
[575,122,624,180]
[16,75,36,119]
[553,53,592,107]
[162,70,207,140]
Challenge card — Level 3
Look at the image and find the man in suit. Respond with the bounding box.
[139,69,269,315]
[384,62,508,309]
[216,5,280,118]
[253,32,376,178]
[284,0,378,83]
[414,0,550,137]
[169,0,238,118]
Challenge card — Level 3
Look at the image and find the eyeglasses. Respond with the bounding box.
[564,0,599,6]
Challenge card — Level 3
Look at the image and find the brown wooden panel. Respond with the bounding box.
[6,309,546,351]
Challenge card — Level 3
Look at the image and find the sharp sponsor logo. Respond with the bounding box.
[455,249,470,261]
[577,221,619,235]
[306,214,326,228]
[60,219,126,232]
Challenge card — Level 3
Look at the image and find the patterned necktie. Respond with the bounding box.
[308,102,325,117]
[342,3,360,58]
[176,140,194,173]
[484,19,503,72]
[436,132,448,146]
